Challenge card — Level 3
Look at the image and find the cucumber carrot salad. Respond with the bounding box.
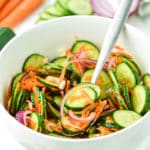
[7,40,150,138]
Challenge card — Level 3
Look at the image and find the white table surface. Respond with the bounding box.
[0,0,150,150]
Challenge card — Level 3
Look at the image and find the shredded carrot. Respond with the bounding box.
[54,122,63,133]
[26,66,37,72]
[0,0,44,28]
[111,48,133,59]
[105,116,114,124]
[114,45,124,51]
[97,126,117,136]
[29,120,36,129]
[94,100,107,119]
[59,66,67,82]
[65,80,71,93]
[21,78,43,91]
[82,103,96,117]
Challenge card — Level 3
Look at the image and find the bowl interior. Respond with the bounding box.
[0,15,150,127]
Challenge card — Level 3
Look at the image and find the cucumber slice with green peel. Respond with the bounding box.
[15,88,24,112]
[111,86,128,110]
[67,0,93,15]
[108,69,121,91]
[58,0,73,13]
[23,53,48,71]
[117,56,141,75]
[143,74,150,88]
[65,86,97,110]
[11,72,24,89]
[113,110,141,128]
[41,63,62,70]
[81,69,111,99]
[9,83,23,114]
[52,96,62,109]
[29,112,41,131]
[36,18,46,24]
[123,84,132,110]
[101,122,121,129]
[61,116,88,133]
[19,102,28,110]
[39,12,58,20]
[45,5,66,16]
[39,91,46,117]
[47,102,60,118]
[38,76,65,89]
[116,62,137,88]
[55,2,71,15]
[89,84,101,100]
[51,56,69,68]
[71,40,100,60]
[131,85,150,114]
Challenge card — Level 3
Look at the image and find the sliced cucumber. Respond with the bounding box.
[47,102,60,118]
[131,85,150,114]
[38,76,64,89]
[41,63,62,70]
[23,53,47,71]
[9,83,22,114]
[11,72,25,95]
[36,18,46,24]
[65,85,97,110]
[51,56,68,68]
[30,92,36,107]
[89,84,101,100]
[29,112,41,131]
[61,116,88,133]
[71,40,100,60]
[117,56,141,75]
[19,102,28,110]
[15,87,24,112]
[55,2,70,15]
[58,0,72,13]
[101,122,121,129]
[39,91,46,117]
[113,110,141,128]
[67,0,93,15]
[143,74,150,88]
[45,5,66,16]
[108,69,121,91]
[111,86,128,110]
[39,12,58,20]
[116,62,137,88]
[53,96,62,108]
[123,84,132,110]
[81,69,111,99]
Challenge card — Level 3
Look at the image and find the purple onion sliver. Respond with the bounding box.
[16,110,31,125]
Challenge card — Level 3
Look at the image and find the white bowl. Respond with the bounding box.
[0,16,150,150]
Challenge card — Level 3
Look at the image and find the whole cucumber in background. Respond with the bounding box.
[0,27,15,50]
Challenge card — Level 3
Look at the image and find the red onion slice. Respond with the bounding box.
[68,110,96,123]
[91,0,141,18]
[91,0,115,18]
[16,110,31,125]
[129,0,141,16]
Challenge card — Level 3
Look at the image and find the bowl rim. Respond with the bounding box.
[0,15,150,142]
